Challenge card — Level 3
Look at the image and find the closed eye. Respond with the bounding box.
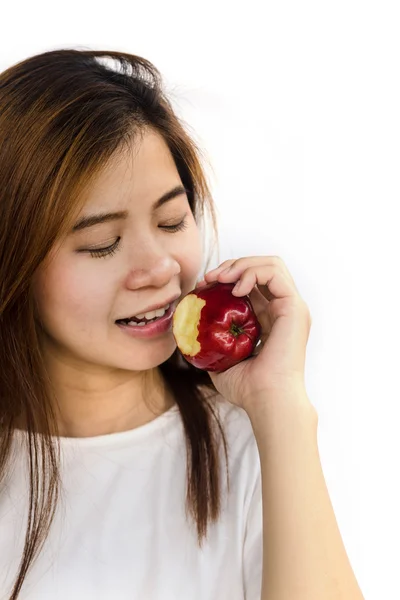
[79,217,189,259]
[160,217,189,233]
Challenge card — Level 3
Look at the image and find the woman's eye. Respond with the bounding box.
[160,217,189,233]
[79,218,188,259]
[82,237,121,259]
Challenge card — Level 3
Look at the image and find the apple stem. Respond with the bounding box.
[231,323,252,341]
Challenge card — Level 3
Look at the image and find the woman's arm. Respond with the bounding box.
[246,390,365,600]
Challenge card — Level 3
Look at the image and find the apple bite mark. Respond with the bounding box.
[172,293,206,356]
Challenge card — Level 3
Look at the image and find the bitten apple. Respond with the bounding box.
[172,281,262,372]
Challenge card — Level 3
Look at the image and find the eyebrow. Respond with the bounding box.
[71,184,188,233]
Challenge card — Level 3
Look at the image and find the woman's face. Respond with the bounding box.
[32,128,203,375]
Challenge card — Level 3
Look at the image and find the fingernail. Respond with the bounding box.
[232,281,241,294]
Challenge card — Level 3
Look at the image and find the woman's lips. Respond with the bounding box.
[115,301,176,338]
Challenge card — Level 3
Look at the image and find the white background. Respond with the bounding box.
[1,1,399,597]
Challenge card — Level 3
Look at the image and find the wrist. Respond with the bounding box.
[244,388,318,441]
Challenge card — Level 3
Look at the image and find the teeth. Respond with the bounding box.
[117,303,172,327]
[134,303,170,321]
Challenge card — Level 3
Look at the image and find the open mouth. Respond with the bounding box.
[115,303,173,327]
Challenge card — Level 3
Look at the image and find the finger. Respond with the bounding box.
[248,286,273,334]
[222,256,298,290]
[203,259,237,281]
[214,256,289,284]
[229,265,296,301]
[195,279,207,288]
[205,256,277,283]
[216,256,283,276]
[204,257,301,301]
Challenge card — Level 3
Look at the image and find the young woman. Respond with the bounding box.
[0,49,364,599]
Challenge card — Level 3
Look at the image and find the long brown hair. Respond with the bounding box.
[0,48,229,599]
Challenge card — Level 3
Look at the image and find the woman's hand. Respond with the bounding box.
[197,256,313,414]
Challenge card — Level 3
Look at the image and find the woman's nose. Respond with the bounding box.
[125,256,181,290]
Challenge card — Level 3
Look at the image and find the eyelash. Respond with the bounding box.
[85,218,189,259]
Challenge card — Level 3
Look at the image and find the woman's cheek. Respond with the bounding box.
[33,260,106,333]
[179,227,203,280]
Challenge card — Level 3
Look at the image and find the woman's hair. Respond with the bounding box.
[0,48,229,599]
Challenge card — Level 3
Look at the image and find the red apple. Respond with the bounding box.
[172,281,262,372]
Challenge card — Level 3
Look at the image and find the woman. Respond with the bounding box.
[0,49,364,599]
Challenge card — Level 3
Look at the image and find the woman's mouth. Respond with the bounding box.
[115,302,177,339]
[116,302,171,327]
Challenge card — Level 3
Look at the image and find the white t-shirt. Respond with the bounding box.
[0,396,263,600]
